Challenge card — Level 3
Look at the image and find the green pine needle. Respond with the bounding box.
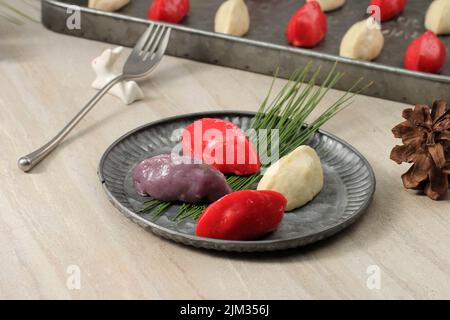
[138,62,371,221]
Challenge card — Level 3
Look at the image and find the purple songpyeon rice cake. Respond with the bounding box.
[133,154,231,203]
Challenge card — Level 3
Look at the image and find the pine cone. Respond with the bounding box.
[390,100,450,200]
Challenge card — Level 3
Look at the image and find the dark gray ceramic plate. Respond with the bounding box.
[98,111,375,252]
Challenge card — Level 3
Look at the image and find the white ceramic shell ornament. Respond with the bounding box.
[91,47,144,105]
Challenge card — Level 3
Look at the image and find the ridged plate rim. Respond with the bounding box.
[98,111,376,252]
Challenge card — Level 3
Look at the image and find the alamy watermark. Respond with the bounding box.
[65,4,383,32]
[66,264,81,290]
[366,265,381,290]
[66,5,81,30]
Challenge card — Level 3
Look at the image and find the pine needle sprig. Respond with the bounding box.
[138,63,371,221]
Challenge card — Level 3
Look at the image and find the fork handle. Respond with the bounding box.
[18,75,125,172]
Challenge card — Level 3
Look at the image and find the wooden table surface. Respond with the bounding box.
[1,1,449,300]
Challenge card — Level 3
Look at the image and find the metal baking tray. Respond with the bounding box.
[42,0,450,104]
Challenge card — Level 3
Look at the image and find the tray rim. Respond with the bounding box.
[98,110,376,251]
[45,0,450,85]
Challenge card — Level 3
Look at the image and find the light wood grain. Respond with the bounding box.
[0,1,449,300]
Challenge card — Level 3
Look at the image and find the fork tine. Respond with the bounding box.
[123,24,171,77]
[155,28,171,56]
[141,24,162,56]
[133,24,154,54]
[145,26,170,60]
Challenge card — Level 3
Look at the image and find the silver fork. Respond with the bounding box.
[18,24,171,172]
